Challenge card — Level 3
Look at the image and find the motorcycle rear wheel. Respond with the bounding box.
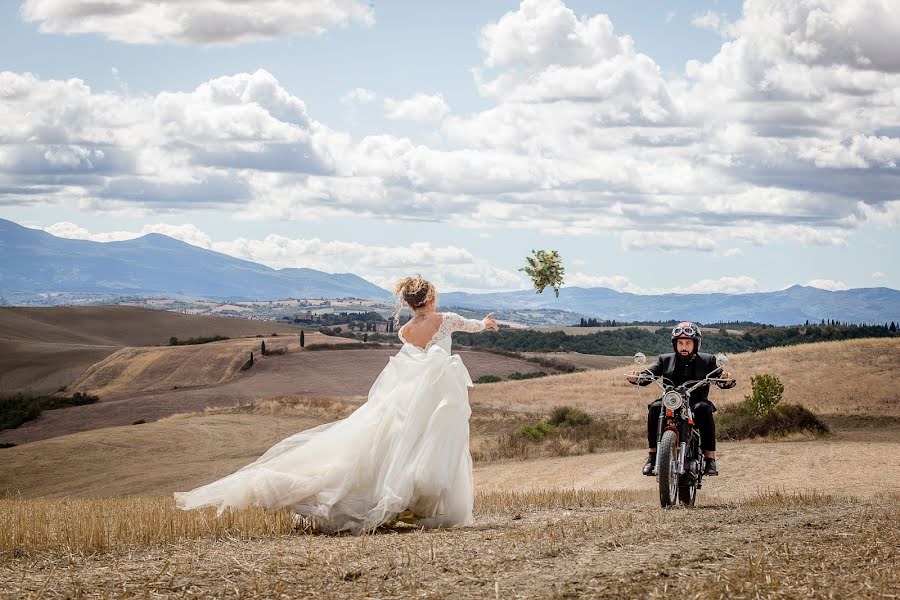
[657,430,678,507]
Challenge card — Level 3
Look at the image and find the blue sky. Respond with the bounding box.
[1,0,898,294]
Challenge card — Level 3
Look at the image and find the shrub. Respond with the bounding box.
[474,375,502,384]
[1,392,100,431]
[548,406,592,427]
[132,419,146,425]
[718,402,829,440]
[507,371,549,381]
[266,347,287,356]
[744,373,784,416]
[0,442,16,449]
[516,421,558,440]
[169,335,229,346]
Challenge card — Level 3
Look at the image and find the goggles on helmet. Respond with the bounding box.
[671,324,698,337]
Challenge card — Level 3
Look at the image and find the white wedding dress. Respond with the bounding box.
[174,312,486,534]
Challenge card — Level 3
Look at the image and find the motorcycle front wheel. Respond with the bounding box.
[657,430,678,507]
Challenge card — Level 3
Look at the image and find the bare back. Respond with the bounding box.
[398,313,445,350]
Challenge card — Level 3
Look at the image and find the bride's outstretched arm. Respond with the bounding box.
[444,312,499,333]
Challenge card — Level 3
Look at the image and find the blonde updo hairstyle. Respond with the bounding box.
[394,275,437,322]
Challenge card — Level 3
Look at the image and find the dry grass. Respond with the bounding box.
[0,305,303,395]
[66,339,262,396]
[471,338,900,418]
[166,394,361,422]
[0,491,896,599]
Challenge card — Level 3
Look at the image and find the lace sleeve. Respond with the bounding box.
[442,312,486,333]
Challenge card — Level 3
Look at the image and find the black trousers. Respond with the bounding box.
[647,399,716,452]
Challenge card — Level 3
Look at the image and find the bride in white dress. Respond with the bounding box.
[174,275,499,534]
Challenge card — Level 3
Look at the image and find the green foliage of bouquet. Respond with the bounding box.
[520,249,565,297]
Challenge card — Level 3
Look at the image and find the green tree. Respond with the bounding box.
[744,373,784,416]
[300,330,306,347]
[261,340,267,356]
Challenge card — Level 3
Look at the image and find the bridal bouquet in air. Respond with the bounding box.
[520,249,565,297]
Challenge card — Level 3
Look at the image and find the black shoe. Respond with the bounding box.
[704,458,718,476]
[642,453,656,476]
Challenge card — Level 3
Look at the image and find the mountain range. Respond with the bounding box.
[0,218,391,301]
[442,286,900,326]
[1,217,897,325]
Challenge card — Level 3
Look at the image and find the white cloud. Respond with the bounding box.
[871,271,886,280]
[671,276,761,295]
[340,87,377,106]
[723,247,744,257]
[43,222,214,247]
[20,0,375,46]
[621,231,715,252]
[805,279,849,291]
[383,93,450,121]
[566,273,645,294]
[3,0,900,254]
[690,11,732,37]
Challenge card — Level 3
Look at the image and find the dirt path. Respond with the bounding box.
[0,348,549,445]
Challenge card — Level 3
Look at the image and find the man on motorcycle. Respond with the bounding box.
[627,322,735,476]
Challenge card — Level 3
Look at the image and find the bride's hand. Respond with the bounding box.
[483,312,500,331]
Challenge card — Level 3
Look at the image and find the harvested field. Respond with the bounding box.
[2,403,896,499]
[0,347,558,445]
[472,338,900,418]
[0,491,896,599]
[523,351,634,370]
[0,306,302,394]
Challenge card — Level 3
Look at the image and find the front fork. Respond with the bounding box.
[655,403,695,476]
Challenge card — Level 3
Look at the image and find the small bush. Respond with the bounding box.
[474,375,502,384]
[548,406,592,427]
[265,347,287,356]
[744,373,784,416]
[718,402,829,440]
[132,419,146,425]
[508,371,549,381]
[0,442,16,449]
[516,421,558,440]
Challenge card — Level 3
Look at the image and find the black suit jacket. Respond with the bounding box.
[640,352,732,408]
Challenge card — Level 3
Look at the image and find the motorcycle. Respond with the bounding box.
[628,352,735,508]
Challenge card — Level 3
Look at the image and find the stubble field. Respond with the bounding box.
[1,306,898,598]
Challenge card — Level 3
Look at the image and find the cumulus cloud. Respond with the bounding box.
[19,0,374,46]
[805,279,849,291]
[384,94,450,121]
[3,0,900,254]
[871,271,886,280]
[723,247,744,257]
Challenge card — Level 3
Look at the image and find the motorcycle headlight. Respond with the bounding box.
[662,391,684,411]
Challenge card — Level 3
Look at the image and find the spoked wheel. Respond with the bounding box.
[657,430,678,507]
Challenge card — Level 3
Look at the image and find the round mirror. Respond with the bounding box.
[716,353,728,367]
[634,352,646,365]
